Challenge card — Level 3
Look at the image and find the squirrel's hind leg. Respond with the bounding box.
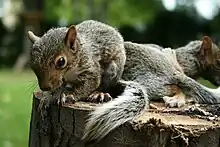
[163,85,186,108]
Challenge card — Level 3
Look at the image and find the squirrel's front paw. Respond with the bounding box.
[87,91,112,103]
[59,93,76,106]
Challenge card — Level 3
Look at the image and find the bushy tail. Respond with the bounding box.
[177,73,220,104]
[82,80,149,142]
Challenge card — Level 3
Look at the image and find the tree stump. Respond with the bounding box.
[29,91,220,147]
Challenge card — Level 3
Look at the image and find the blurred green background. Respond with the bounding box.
[0,70,36,147]
[0,0,220,146]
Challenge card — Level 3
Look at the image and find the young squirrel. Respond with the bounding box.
[28,20,126,104]
[124,36,220,86]
[82,42,220,143]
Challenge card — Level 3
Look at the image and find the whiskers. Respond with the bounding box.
[24,80,39,98]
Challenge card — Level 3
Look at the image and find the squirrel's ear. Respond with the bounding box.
[28,31,40,43]
[200,36,213,65]
[64,25,77,51]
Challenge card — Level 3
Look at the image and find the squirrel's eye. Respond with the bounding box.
[55,56,67,69]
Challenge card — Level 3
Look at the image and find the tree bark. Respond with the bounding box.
[29,92,220,147]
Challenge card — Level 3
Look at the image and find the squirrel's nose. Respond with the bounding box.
[40,86,52,91]
[39,83,53,91]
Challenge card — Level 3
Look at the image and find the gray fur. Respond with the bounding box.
[123,42,220,103]
[137,41,202,79]
[136,40,220,86]
[175,40,220,86]
[83,42,220,142]
[29,20,126,100]
[175,41,202,78]
[30,20,125,69]
[30,27,68,67]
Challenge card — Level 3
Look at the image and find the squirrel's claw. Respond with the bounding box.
[59,93,76,106]
[87,91,112,103]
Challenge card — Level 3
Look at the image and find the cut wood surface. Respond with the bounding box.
[29,91,220,147]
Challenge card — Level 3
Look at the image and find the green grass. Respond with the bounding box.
[0,69,37,147]
[198,78,216,89]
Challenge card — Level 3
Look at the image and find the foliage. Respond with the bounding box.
[44,0,163,27]
[44,0,73,24]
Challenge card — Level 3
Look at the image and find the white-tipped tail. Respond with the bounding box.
[202,86,220,103]
[82,81,149,142]
[177,73,220,104]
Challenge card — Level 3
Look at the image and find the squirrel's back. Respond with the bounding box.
[123,42,179,76]
[76,20,125,61]
[76,20,123,46]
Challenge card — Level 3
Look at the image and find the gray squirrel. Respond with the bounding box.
[124,36,220,86]
[28,20,126,104]
[82,42,220,142]
[27,20,220,143]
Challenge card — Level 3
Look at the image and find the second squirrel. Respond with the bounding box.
[123,36,220,86]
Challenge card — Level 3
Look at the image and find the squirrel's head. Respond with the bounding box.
[197,36,220,86]
[28,25,80,91]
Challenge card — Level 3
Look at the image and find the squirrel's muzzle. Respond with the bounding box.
[36,70,63,91]
[39,80,63,91]
[38,77,56,91]
[39,82,53,91]
[40,86,52,91]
